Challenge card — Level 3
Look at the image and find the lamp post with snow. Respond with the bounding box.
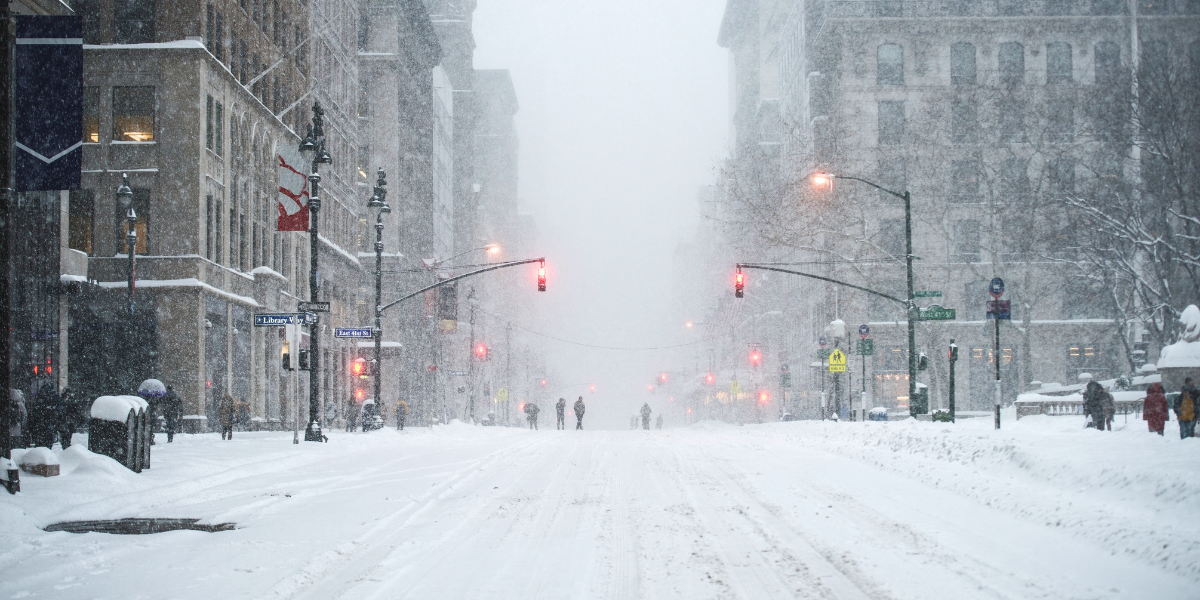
[298,103,332,443]
[368,168,389,418]
[117,173,136,317]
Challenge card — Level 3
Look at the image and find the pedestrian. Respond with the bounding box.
[1174,377,1198,440]
[219,393,234,440]
[1083,381,1106,430]
[395,400,408,431]
[555,398,566,430]
[525,402,540,430]
[28,383,59,448]
[1143,382,1169,436]
[640,403,652,430]
[57,387,78,449]
[656,414,663,430]
[573,397,585,430]
[1102,386,1116,431]
[8,389,26,451]
[346,401,359,432]
[162,385,181,443]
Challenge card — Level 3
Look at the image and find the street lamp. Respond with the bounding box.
[814,172,917,417]
[369,168,389,422]
[299,103,332,443]
[117,173,136,316]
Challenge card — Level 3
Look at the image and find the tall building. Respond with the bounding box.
[717,0,1200,413]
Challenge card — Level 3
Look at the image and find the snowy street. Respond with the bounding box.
[2,417,1197,600]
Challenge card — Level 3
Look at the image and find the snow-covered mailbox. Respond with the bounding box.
[1157,305,1200,393]
[89,395,152,472]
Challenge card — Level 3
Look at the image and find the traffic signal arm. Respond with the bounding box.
[734,263,905,306]
[379,257,548,315]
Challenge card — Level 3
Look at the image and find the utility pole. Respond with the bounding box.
[467,289,476,423]
[505,322,512,426]
[0,2,16,492]
[299,104,331,443]
[949,339,958,423]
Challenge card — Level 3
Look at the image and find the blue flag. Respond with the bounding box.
[15,16,82,192]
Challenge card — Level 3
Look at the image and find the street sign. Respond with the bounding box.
[818,336,827,349]
[450,370,468,376]
[781,373,791,388]
[334,327,373,338]
[730,380,742,396]
[298,301,331,312]
[303,312,319,325]
[986,300,1012,320]
[856,339,875,356]
[859,324,870,339]
[254,313,298,327]
[828,349,847,372]
[818,348,832,360]
[918,305,957,321]
[498,388,509,403]
[989,277,1005,298]
[914,290,942,298]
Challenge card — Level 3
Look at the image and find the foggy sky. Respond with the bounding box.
[474,0,729,427]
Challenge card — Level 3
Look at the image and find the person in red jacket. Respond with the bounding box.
[1143,382,1169,436]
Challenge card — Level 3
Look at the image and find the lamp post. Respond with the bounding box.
[298,103,332,443]
[117,173,136,317]
[368,169,389,422]
[814,173,917,417]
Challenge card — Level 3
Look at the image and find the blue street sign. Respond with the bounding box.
[987,300,1012,320]
[819,336,827,349]
[254,313,298,327]
[859,324,870,339]
[989,277,1005,298]
[335,328,374,339]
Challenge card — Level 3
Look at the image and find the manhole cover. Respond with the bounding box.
[45,518,236,534]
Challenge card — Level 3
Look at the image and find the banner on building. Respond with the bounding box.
[277,145,309,231]
[15,16,82,192]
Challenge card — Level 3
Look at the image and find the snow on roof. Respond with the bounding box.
[251,265,288,281]
[356,341,402,348]
[84,40,206,50]
[318,234,361,266]
[91,395,149,422]
[97,278,260,307]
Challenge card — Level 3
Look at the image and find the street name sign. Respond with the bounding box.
[856,339,875,356]
[918,305,957,321]
[298,301,331,312]
[828,349,847,372]
[914,291,942,298]
[334,327,374,338]
[303,312,319,325]
[254,313,298,327]
[987,300,1012,320]
[818,348,832,360]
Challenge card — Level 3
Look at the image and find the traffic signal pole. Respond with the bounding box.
[0,3,16,492]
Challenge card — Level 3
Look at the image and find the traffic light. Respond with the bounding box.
[541,378,547,386]
[282,341,292,371]
[589,384,596,393]
[537,260,546,292]
[355,388,365,401]
[758,389,770,404]
[705,372,715,385]
[918,352,929,371]
[352,357,368,378]
[659,372,668,384]
[735,269,745,298]
[749,348,762,367]
[949,342,959,363]
[298,349,310,371]
[474,342,489,360]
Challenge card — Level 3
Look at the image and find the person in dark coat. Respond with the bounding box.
[8,389,26,451]
[161,386,181,442]
[1174,377,1198,439]
[219,393,234,440]
[57,387,79,449]
[1143,383,1169,435]
[28,383,60,448]
[1083,381,1106,430]
[395,400,408,431]
[525,403,540,430]
[346,401,359,432]
[573,397,585,430]
[555,398,566,430]
[640,403,652,430]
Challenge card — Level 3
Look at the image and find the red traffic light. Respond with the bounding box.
[474,343,489,360]
[758,390,769,404]
[351,357,368,378]
[541,378,547,386]
[735,270,745,298]
[749,349,762,367]
[705,372,715,385]
[355,388,365,401]
[589,384,596,393]
[659,372,668,384]
[537,260,546,292]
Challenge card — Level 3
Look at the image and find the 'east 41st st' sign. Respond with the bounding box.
[918,305,957,321]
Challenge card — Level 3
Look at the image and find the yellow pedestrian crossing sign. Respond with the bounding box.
[730,380,742,396]
[828,349,847,373]
[497,388,509,403]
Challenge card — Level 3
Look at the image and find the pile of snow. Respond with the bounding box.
[16,447,58,468]
[56,445,136,482]
[90,395,148,422]
[688,419,738,431]
[1159,305,1200,369]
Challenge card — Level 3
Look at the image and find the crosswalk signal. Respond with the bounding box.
[735,269,745,298]
[282,341,293,371]
[538,260,546,292]
[352,357,368,378]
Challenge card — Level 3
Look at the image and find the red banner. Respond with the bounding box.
[277,145,309,231]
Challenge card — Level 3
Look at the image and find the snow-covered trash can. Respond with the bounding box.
[18,447,60,477]
[869,407,889,421]
[88,395,150,472]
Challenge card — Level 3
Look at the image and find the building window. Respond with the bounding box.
[997,0,1027,15]
[358,12,370,50]
[950,43,976,85]
[240,215,248,271]
[206,95,214,151]
[953,220,980,261]
[1046,0,1073,15]
[999,42,1025,85]
[951,100,978,143]
[68,190,95,255]
[999,98,1026,143]
[951,159,980,202]
[230,206,237,267]
[1092,0,1124,14]
[1095,41,1122,86]
[878,101,904,145]
[1047,158,1076,196]
[215,198,223,265]
[112,86,154,142]
[878,157,906,203]
[1048,100,1074,142]
[879,219,905,258]
[949,0,979,16]
[1046,42,1073,84]
[206,195,214,260]
[115,188,149,254]
[82,86,99,143]
[1000,158,1030,201]
[1141,40,1169,81]
[876,0,902,17]
[206,5,215,56]
[215,101,223,156]
[1066,343,1114,381]
[877,44,904,86]
[113,0,154,44]
[1138,0,1170,14]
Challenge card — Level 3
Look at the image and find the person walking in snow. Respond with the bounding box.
[162,386,181,443]
[555,398,566,430]
[395,400,408,431]
[1174,377,1198,439]
[640,403,652,430]
[1143,382,1169,435]
[219,393,235,440]
[1102,386,1116,431]
[1083,381,1106,430]
[525,402,540,430]
[573,397,585,430]
[656,414,663,430]
[7,389,26,451]
[28,383,60,448]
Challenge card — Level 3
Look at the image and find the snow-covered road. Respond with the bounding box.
[2,418,1197,599]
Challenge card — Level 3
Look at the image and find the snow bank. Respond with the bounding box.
[1157,339,1200,369]
[91,395,148,422]
[688,419,739,431]
[56,444,136,482]
[17,447,58,467]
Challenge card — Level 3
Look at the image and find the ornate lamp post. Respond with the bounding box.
[368,169,389,417]
[298,103,332,442]
[117,173,136,316]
